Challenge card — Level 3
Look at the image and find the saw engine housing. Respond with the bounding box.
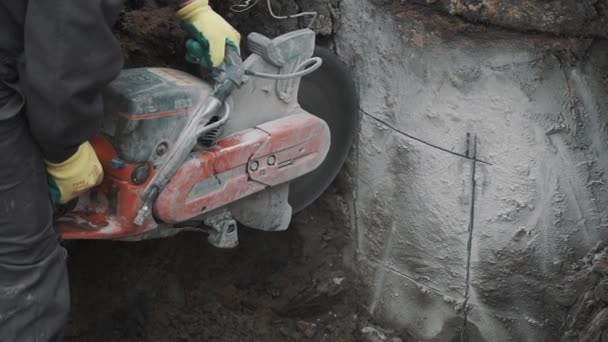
[56,29,331,243]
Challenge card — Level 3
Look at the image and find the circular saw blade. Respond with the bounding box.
[289,46,359,213]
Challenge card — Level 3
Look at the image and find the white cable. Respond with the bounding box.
[230,0,259,13]
[245,57,322,80]
[265,0,318,28]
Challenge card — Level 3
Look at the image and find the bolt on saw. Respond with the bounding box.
[54,28,359,248]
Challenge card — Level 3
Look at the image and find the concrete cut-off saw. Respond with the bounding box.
[55,29,359,248]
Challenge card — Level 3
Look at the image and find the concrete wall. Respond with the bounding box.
[334,1,608,340]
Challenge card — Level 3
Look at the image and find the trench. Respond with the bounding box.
[65,2,373,341]
[66,1,608,341]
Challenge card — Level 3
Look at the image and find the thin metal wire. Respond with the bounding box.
[230,0,260,13]
[265,0,318,28]
[230,0,318,28]
[362,110,492,165]
[461,134,477,342]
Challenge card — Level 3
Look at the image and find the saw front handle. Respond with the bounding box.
[212,44,244,101]
[134,44,244,226]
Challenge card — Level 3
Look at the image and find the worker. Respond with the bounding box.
[0,0,240,340]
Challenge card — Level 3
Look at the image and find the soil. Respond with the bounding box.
[64,191,387,342]
[114,5,189,70]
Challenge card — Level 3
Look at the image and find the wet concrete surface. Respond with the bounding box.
[336,0,608,340]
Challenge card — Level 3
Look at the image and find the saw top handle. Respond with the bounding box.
[244,29,322,80]
[212,30,322,87]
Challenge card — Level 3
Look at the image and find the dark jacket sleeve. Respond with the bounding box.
[19,0,126,163]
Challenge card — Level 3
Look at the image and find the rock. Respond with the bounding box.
[266,285,282,299]
[577,308,608,341]
[317,274,347,296]
[296,320,318,339]
[592,251,608,276]
[595,279,608,304]
[360,325,388,342]
[401,0,608,38]
[602,329,608,342]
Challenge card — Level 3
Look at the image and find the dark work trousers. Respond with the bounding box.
[0,112,69,341]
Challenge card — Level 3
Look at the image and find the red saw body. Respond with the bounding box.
[54,29,337,246]
[56,112,329,240]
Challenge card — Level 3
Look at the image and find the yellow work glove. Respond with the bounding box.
[177,0,241,69]
[46,141,103,205]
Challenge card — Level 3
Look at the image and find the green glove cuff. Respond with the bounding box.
[182,22,240,70]
[185,38,212,69]
[225,39,239,53]
[47,176,61,205]
[182,22,213,69]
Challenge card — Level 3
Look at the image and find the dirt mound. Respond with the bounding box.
[114,6,189,69]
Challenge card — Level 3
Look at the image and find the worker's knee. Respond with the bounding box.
[0,244,69,341]
[0,114,56,265]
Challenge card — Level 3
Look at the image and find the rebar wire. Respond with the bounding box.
[461,134,478,342]
[361,110,492,165]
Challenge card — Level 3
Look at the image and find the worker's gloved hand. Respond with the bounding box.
[45,141,103,205]
[177,0,241,70]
